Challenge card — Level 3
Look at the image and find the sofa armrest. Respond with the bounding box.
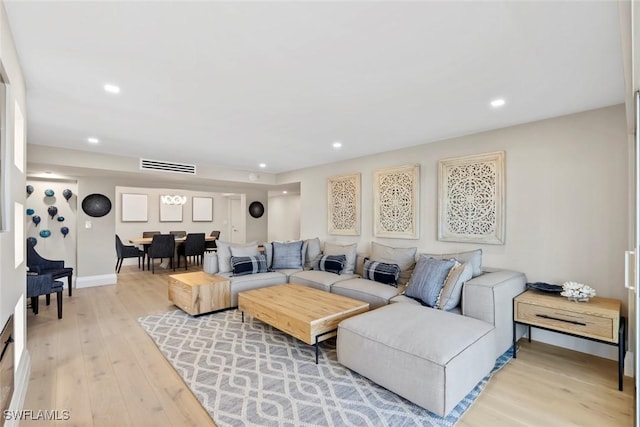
[462,269,526,358]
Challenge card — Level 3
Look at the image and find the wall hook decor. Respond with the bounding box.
[39,229,51,238]
[26,185,34,196]
[60,227,69,238]
[26,208,34,216]
[57,216,65,222]
[27,237,37,247]
[47,206,58,219]
[62,189,73,201]
[44,189,55,197]
[32,215,41,226]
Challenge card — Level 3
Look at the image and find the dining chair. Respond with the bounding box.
[141,231,161,268]
[170,230,187,238]
[26,238,74,296]
[205,230,220,252]
[147,234,176,274]
[177,233,206,269]
[27,273,63,319]
[115,234,145,273]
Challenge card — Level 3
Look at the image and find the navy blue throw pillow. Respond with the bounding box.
[363,258,401,286]
[318,254,346,275]
[231,254,268,276]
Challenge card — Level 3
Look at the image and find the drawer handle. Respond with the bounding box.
[536,314,586,326]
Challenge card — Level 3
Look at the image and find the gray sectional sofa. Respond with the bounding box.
[202,239,526,417]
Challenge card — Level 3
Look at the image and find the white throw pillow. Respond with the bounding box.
[436,262,473,310]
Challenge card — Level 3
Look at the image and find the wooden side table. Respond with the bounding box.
[168,271,231,316]
[513,289,625,391]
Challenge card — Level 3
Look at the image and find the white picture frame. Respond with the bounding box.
[121,193,148,222]
[160,195,183,222]
[438,151,505,244]
[192,197,213,222]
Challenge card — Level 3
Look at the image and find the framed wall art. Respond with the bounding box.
[438,151,505,244]
[192,197,213,222]
[160,195,183,222]
[121,193,148,222]
[327,173,361,235]
[373,164,420,239]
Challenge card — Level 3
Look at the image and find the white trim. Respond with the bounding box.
[76,274,117,288]
[625,351,634,377]
[5,350,31,427]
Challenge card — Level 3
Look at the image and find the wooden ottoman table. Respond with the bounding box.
[168,271,231,316]
[238,283,369,363]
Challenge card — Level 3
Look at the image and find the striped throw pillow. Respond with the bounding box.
[318,254,346,275]
[231,254,268,276]
[363,258,401,286]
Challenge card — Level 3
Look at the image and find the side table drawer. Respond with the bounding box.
[515,301,616,343]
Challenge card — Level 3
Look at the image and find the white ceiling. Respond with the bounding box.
[5,1,625,175]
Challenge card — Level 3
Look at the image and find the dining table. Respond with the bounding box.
[129,235,217,270]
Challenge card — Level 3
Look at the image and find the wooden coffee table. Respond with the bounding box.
[238,283,370,363]
[168,271,231,316]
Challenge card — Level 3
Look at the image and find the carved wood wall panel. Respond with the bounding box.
[373,164,420,239]
[327,173,360,235]
[438,151,505,244]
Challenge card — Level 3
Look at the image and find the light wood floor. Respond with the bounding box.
[22,264,634,426]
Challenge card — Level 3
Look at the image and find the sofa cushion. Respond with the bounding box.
[324,242,357,274]
[362,258,400,286]
[332,278,400,309]
[290,270,357,292]
[421,249,482,278]
[230,244,260,257]
[304,237,323,269]
[231,254,268,276]
[405,256,456,307]
[437,262,473,310]
[318,254,346,275]
[216,240,259,273]
[272,241,304,269]
[370,242,417,286]
[227,272,288,307]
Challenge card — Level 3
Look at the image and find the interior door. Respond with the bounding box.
[230,198,243,243]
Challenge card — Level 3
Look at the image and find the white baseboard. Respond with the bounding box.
[4,350,31,427]
[76,274,117,288]
[625,351,634,377]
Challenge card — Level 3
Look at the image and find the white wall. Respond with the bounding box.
[278,105,629,359]
[0,0,29,415]
[268,194,300,241]
[25,179,77,279]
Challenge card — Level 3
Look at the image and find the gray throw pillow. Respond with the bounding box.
[405,256,456,307]
[324,242,357,274]
[216,240,258,273]
[272,241,304,269]
[261,242,273,268]
[304,237,323,269]
[370,242,417,286]
[421,249,482,277]
[436,262,473,310]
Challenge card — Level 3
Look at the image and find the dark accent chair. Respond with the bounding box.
[26,239,73,297]
[170,230,187,238]
[141,231,161,268]
[147,234,176,274]
[177,233,206,270]
[205,230,220,252]
[27,273,63,319]
[115,234,145,273]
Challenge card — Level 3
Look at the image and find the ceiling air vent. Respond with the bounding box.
[140,158,196,175]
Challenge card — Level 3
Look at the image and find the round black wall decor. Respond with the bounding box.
[82,193,112,217]
[248,201,265,218]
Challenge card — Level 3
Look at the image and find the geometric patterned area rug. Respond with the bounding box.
[138,309,512,427]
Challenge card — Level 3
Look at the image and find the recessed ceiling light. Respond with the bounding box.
[332,141,342,149]
[282,191,288,194]
[259,163,267,168]
[104,84,120,94]
[490,98,506,108]
[87,137,99,144]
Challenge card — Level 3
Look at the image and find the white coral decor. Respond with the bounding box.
[560,281,596,302]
